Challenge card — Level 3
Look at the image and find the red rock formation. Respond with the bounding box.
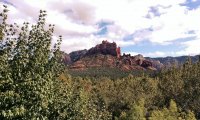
[85,40,121,58]
[120,53,154,70]
[68,40,157,71]
[116,47,121,58]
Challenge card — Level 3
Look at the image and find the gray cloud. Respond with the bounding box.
[54,26,92,38]
[49,1,96,25]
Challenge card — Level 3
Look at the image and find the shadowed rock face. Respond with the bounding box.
[70,49,88,62]
[62,50,87,65]
[62,53,72,65]
[141,60,153,68]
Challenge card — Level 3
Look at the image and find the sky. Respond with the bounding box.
[0,0,200,57]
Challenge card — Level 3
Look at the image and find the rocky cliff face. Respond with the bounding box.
[70,49,87,62]
[65,40,157,71]
[85,40,121,58]
[62,53,72,65]
[62,49,87,65]
[118,54,156,71]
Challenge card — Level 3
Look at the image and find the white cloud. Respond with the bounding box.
[125,51,166,58]
[176,39,200,56]
[192,0,197,2]
[144,51,166,57]
[149,5,200,43]
[126,52,140,56]
[48,0,96,25]
[1,0,200,57]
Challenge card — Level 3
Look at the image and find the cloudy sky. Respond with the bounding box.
[1,0,200,57]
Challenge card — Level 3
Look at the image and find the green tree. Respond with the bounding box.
[0,6,64,119]
[149,100,196,120]
[186,111,196,120]
[128,99,146,120]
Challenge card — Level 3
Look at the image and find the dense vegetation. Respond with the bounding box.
[1,6,200,119]
[68,67,153,80]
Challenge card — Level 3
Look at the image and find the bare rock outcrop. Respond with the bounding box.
[85,40,121,58]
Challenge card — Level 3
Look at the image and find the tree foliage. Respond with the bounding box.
[0,5,65,119]
[149,100,196,120]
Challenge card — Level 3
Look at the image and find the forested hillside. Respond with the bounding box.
[1,6,200,120]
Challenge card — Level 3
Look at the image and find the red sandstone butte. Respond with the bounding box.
[85,40,121,58]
